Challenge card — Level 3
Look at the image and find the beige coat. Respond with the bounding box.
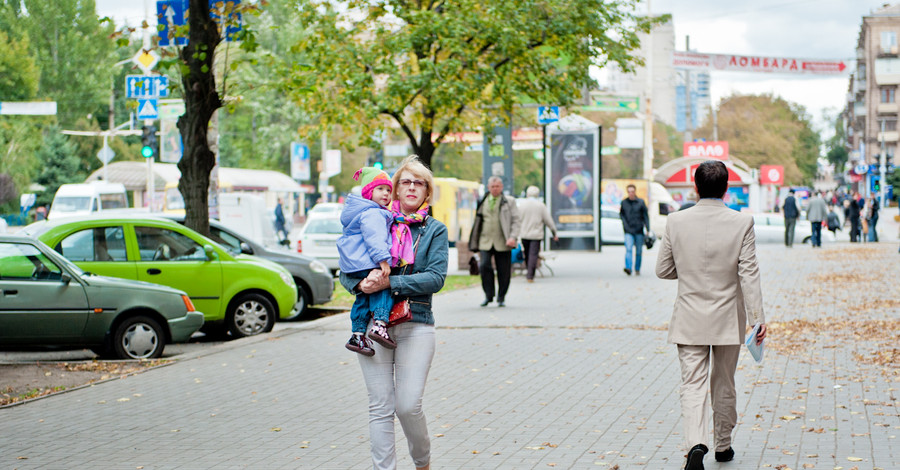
[655,199,765,345]
[517,198,557,240]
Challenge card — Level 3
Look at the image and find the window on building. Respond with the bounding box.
[885,120,898,132]
[882,31,897,53]
[881,87,896,103]
[859,64,866,80]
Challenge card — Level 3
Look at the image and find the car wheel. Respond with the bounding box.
[802,236,811,244]
[226,293,275,338]
[113,315,165,360]
[280,283,310,322]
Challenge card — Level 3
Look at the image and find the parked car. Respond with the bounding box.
[22,214,298,339]
[296,214,342,274]
[48,182,128,220]
[0,234,204,359]
[307,202,344,217]
[751,213,834,244]
[600,205,625,245]
[161,215,334,320]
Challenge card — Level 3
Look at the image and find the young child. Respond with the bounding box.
[337,167,396,356]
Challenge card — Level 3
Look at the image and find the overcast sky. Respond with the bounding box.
[96,0,890,132]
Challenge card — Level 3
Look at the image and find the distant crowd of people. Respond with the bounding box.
[781,188,883,246]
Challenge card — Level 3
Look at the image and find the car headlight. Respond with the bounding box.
[309,260,328,274]
[279,271,293,287]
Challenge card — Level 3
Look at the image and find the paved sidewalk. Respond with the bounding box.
[3,242,898,469]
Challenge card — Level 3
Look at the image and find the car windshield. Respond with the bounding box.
[52,197,92,212]
[304,217,342,234]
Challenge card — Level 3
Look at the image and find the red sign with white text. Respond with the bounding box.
[672,51,847,75]
[759,165,784,185]
[683,141,729,160]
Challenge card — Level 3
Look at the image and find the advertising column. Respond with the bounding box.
[545,115,601,250]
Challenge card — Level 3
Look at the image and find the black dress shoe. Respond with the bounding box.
[480,299,491,307]
[498,300,505,307]
[684,444,707,470]
[714,447,734,462]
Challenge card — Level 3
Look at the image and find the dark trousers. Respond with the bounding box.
[850,218,860,242]
[347,269,393,333]
[784,217,797,246]
[521,239,542,280]
[480,248,511,302]
[810,222,822,247]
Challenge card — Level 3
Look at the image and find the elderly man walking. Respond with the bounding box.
[469,176,520,307]
[656,160,767,470]
[806,191,828,248]
[517,186,558,282]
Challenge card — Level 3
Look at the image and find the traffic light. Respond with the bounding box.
[141,125,157,158]
[373,150,384,170]
[873,176,881,192]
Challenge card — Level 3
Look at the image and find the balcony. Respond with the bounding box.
[877,131,899,142]
[875,58,900,85]
[877,102,899,113]
[855,101,867,117]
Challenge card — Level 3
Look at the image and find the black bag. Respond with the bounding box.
[468,253,480,275]
[644,233,656,249]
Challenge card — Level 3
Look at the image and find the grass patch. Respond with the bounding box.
[320,274,481,308]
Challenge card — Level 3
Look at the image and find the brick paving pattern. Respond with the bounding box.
[3,241,898,469]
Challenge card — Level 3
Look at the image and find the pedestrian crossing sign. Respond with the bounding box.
[137,98,159,120]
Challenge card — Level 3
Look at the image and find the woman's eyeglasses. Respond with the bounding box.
[398,179,427,188]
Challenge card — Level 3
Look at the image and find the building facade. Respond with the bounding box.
[846,3,900,184]
[605,17,677,127]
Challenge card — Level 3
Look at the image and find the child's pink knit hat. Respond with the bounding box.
[353,167,393,200]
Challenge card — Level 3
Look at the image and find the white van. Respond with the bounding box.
[48,182,129,220]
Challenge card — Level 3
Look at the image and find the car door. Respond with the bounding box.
[132,225,222,318]
[53,225,137,280]
[0,242,90,342]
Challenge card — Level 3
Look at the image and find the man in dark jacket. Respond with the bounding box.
[782,190,799,247]
[620,184,650,275]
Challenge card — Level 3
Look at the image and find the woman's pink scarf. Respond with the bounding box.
[390,200,429,267]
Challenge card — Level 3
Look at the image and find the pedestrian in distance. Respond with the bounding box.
[620,184,651,275]
[806,191,828,248]
[865,193,880,242]
[339,155,448,470]
[826,205,841,238]
[847,193,862,243]
[782,189,800,247]
[517,186,559,283]
[274,198,289,245]
[338,167,397,356]
[469,176,520,307]
[656,160,767,470]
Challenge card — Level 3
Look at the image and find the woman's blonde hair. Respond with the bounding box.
[391,155,434,203]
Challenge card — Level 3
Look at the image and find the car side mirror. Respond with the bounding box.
[60,273,72,285]
[239,242,253,255]
[203,244,217,261]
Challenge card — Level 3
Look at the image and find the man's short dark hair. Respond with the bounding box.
[626,184,636,191]
[694,160,728,199]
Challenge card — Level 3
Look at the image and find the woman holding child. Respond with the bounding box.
[339,155,448,470]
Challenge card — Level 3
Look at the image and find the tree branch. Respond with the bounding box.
[433,104,466,145]
[382,109,418,152]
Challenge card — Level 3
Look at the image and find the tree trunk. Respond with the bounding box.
[416,129,436,170]
[176,0,222,237]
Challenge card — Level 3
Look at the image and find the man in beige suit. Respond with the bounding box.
[469,176,520,307]
[656,160,767,470]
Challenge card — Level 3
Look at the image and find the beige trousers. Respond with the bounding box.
[676,344,741,452]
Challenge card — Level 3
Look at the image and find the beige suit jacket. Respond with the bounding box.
[656,199,765,345]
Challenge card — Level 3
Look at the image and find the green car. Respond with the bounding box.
[23,214,298,339]
[0,234,204,359]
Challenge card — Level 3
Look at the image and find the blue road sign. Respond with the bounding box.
[158,0,242,45]
[157,0,188,47]
[126,75,170,99]
[137,99,160,120]
[290,142,311,181]
[537,106,560,125]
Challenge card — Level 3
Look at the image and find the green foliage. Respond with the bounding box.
[0,30,39,100]
[285,0,662,167]
[824,113,849,172]
[33,128,86,207]
[694,94,821,185]
[4,0,117,127]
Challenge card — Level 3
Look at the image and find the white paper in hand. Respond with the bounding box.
[745,323,765,363]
